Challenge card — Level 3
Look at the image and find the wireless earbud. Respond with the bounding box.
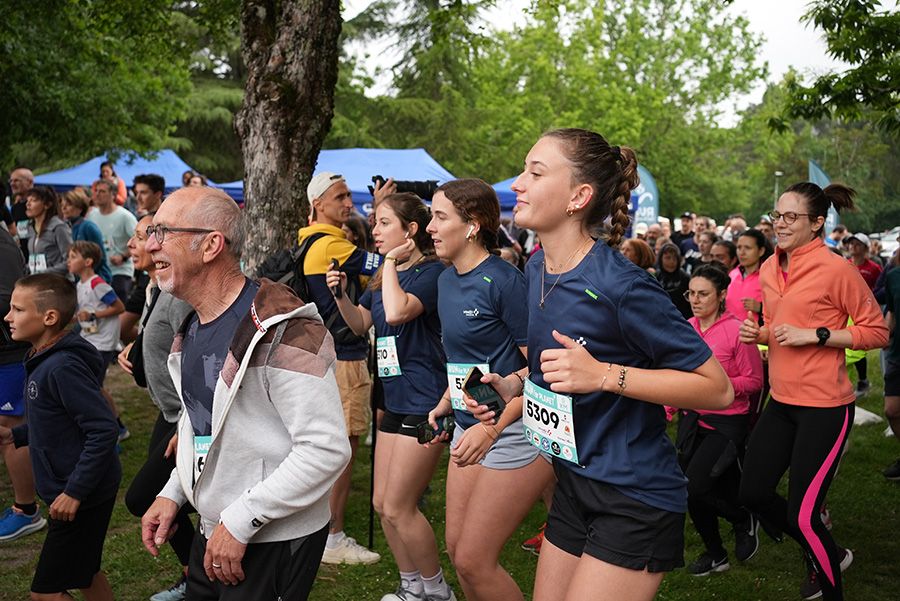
[466,225,476,239]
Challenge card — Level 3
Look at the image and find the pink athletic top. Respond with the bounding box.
[726,266,762,322]
[689,313,763,418]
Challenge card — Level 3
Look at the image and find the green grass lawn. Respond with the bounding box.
[2,351,898,600]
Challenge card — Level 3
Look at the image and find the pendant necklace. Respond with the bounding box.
[540,238,592,309]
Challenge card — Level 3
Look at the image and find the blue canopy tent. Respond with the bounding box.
[492,177,517,214]
[33,149,217,196]
[223,148,456,215]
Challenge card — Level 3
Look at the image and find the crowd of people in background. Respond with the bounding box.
[0,129,897,601]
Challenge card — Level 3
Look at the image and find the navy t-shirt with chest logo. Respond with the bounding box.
[437,254,529,429]
[360,260,447,415]
[526,240,711,513]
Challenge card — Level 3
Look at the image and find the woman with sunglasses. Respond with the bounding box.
[739,183,888,601]
[678,262,763,576]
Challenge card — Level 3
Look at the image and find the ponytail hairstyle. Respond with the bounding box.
[369,192,437,291]
[690,261,731,315]
[783,181,856,237]
[542,128,640,248]
[435,178,501,254]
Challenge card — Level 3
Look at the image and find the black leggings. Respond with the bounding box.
[679,428,749,556]
[740,399,853,601]
[125,412,195,566]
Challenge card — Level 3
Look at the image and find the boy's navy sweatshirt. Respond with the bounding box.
[12,331,121,506]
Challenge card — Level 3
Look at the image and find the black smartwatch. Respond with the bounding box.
[816,327,831,346]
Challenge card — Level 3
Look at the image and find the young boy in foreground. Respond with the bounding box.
[0,273,121,601]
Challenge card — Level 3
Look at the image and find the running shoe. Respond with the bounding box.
[854,380,870,399]
[734,514,760,562]
[688,551,730,576]
[0,506,47,541]
[799,547,853,600]
[149,574,187,601]
[882,458,900,481]
[521,523,545,556]
[320,536,380,565]
[380,587,425,601]
[118,423,131,442]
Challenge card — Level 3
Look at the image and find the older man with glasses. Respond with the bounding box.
[141,186,350,601]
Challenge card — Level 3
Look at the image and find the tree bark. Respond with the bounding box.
[235,0,342,273]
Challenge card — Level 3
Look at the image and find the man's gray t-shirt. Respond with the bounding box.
[181,279,258,436]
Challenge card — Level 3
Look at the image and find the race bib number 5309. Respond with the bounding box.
[523,379,579,464]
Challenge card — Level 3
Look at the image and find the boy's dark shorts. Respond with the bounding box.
[885,357,900,397]
[545,461,685,573]
[31,495,116,594]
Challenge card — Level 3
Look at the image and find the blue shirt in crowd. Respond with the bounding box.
[525,240,711,513]
[438,254,529,429]
[360,260,446,415]
[181,278,258,436]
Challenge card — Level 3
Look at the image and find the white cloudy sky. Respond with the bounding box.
[342,0,894,113]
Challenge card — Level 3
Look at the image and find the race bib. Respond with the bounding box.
[193,435,212,482]
[376,336,402,377]
[28,253,47,274]
[523,379,579,465]
[16,220,29,240]
[446,362,489,411]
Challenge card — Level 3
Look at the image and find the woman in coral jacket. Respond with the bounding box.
[739,182,888,601]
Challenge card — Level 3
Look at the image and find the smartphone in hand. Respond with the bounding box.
[330,258,342,298]
[462,367,506,419]
[416,415,455,444]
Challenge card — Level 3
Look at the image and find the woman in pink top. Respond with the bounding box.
[739,182,888,601]
[725,228,771,321]
[677,262,763,577]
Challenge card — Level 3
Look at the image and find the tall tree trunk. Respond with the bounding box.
[235,0,342,273]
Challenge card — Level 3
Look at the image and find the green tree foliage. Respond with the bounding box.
[332,0,766,218]
[776,0,900,133]
[0,0,192,171]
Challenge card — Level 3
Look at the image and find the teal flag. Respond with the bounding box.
[809,160,839,232]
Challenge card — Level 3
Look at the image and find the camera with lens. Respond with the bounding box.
[369,175,440,201]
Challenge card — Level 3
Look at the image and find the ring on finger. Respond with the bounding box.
[212,563,222,568]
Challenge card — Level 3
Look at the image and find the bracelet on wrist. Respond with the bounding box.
[480,422,499,441]
[385,256,398,263]
[617,365,628,392]
[599,362,613,392]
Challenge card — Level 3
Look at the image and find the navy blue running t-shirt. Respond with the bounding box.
[438,254,529,429]
[181,278,258,436]
[525,240,711,513]
[360,259,446,415]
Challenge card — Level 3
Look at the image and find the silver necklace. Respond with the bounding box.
[540,239,592,309]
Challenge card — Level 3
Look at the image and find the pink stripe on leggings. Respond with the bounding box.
[798,406,850,586]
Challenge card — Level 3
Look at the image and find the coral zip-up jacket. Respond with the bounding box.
[761,238,888,407]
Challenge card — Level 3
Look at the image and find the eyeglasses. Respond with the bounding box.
[683,289,714,301]
[768,210,811,225]
[146,225,231,245]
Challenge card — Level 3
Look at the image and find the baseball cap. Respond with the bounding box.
[634,222,649,235]
[307,172,345,202]
[680,211,693,219]
[845,232,870,247]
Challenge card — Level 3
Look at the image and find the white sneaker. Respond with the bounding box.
[320,536,380,565]
[380,587,425,601]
